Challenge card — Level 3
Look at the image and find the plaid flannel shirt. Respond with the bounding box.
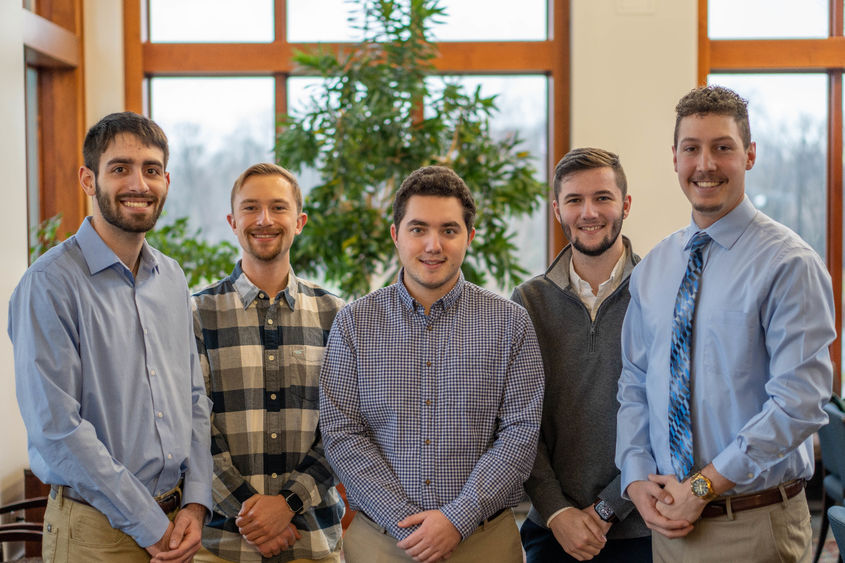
[193,262,345,562]
[320,272,545,541]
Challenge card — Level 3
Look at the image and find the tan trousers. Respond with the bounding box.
[193,544,341,563]
[42,486,158,563]
[342,509,523,563]
[652,487,812,563]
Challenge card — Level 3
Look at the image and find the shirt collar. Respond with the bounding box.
[76,216,158,278]
[231,260,298,311]
[397,269,465,313]
[685,194,756,251]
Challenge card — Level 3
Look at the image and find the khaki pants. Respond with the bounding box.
[652,488,812,563]
[42,487,159,563]
[343,509,523,563]
[193,544,341,563]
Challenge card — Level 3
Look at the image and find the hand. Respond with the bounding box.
[626,480,694,538]
[396,510,461,562]
[547,507,607,561]
[253,523,301,558]
[150,503,207,562]
[650,474,707,524]
[237,494,297,551]
[145,521,174,558]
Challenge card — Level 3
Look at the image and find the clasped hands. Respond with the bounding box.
[627,474,708,539]
[395,510,462,563]
[236,494,301,558]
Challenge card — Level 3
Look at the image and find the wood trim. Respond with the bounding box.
[274,73,287,136]
[141,41,556,75]
[827,72,843,395]
[697,0,709,85]
[124,0,143,112]
[710,38,845,71]
[549,0,569,260]
[22,10,80,68]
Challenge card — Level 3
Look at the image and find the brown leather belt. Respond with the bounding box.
[51,483,182,515]
[700,479,805,518]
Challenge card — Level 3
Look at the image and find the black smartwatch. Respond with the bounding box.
[594,499,618,523]
[281,490,304,514]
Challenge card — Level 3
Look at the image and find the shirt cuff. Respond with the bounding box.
[712,441,762,486]
[620,455,657,500]
[546,506,575,527]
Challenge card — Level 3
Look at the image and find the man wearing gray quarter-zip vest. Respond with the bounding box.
[512,147,650,563]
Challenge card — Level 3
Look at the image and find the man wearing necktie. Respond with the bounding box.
[615,85,836,562]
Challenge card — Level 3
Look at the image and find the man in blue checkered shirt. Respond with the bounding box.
[320,165,545,563]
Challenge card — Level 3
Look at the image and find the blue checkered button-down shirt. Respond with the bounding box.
[319,272,544,540]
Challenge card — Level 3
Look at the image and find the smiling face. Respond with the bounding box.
[227,174,307,266]
[390,195,475,308]
[673,113,756,228]
[80,133,169,235]
[554,166,630,258]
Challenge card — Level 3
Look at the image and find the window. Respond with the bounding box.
[128,0,570,290]
[702,0,844,393]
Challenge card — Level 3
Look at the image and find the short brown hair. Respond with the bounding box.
[230,163,303,213]
[553,147,627,200]
[393,166,476,231]
[674,85,751,149]
[83,112,169,175]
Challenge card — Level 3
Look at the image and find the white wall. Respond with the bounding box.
[571,0,697,255]
[0,2,33,505]
[84,0,125,127]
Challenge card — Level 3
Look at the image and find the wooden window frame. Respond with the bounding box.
[123,0,570,263]
[23,0,86,240]
[699,0,843,394]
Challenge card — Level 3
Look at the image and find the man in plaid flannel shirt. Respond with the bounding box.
[192,163,345,563]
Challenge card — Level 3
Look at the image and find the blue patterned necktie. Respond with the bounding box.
[668,231,711,480]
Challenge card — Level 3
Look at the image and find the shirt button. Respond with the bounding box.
[425,399,432,406]
[150,369,156,376]
[157,412,163,418]
[747,473,754,479]
[425,361,431,367]
[167,453,173,459]
[426,325,433,331]
[424,479,431,485]
[267,319,274,325]
[425,439,431,445]
[270,393,277,400]
[271,433,278,439]
[259,292,265,299]
[143,329,148,335]
[268,354,275,361]
[271,473,278,479]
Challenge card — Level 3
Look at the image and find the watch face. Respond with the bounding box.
[691,477,710,497]
[595,500,615,522]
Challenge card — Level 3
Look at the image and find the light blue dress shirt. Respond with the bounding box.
[617,196,835,496]
[8,217,213,548]
[320,272,544,540]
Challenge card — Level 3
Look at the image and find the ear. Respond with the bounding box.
[745,141,757,171]
[295,212,308,234]
[672,145,679,173]
[552,199,563,226]
[79,166,96,196]
[622,194,632,219]
[227,213,237,232]
[390,223,399,247]
[466,227,476,246]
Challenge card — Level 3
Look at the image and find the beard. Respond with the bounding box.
[243,229,286,262]
[95,179,165,234]
[564,213,624,257]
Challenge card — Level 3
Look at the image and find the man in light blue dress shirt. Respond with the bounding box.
[616,85,836,562]
[320,166,544,563]
[8,112,212,563]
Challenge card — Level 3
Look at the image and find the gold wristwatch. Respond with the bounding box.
[689,472,718,502]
